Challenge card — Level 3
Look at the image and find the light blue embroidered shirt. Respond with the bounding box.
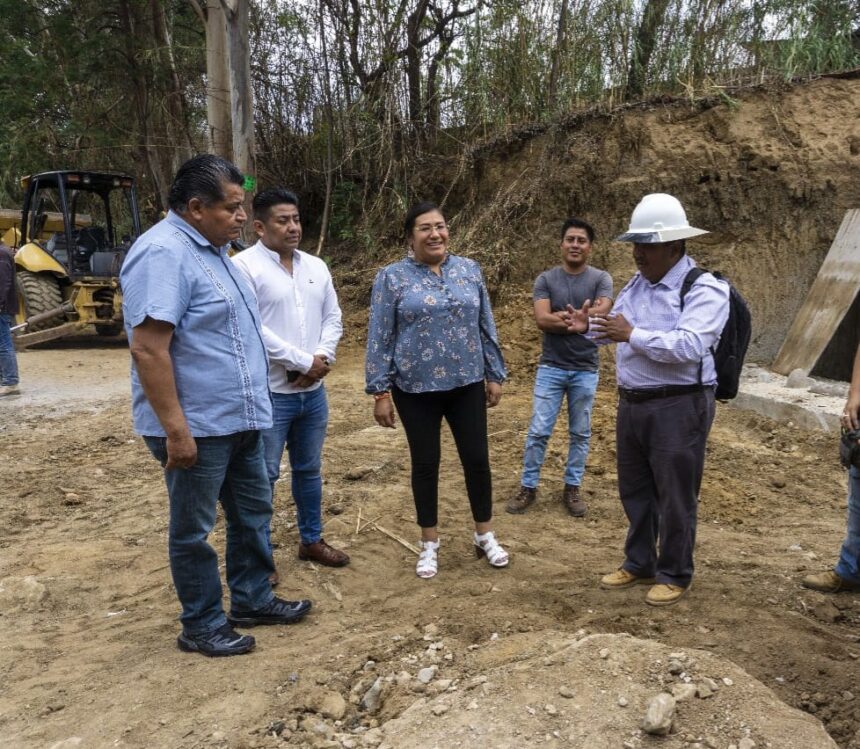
[365,254,507,394]
[608,254,730,389]
[121,211,273,437]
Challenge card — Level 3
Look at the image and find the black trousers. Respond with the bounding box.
[616,388,716,588]
[392,381,493,528]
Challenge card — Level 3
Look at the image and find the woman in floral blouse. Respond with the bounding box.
[365,201,510,579]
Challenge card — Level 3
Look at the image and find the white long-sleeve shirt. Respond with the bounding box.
[231,241,343,394]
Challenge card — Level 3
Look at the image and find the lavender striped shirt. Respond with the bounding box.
[607,254,729,389]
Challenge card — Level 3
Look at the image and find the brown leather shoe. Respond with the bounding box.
[298,539,350,567]
[562,484,587,517]
[506,486,537,514]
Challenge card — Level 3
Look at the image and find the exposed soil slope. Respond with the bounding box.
[443,76,860,364]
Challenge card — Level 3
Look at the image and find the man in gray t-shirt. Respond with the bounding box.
[507,218,613,517]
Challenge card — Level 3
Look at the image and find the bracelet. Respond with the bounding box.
[373,391,391,402]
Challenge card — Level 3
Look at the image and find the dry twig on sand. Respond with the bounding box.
[371,522,420,555]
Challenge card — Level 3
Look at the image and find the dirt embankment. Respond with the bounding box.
[434,76,860,365]
[1,335,859,749]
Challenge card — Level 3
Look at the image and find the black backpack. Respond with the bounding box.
[680,267,751,401]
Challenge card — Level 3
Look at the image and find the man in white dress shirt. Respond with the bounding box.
[232,188,349,578]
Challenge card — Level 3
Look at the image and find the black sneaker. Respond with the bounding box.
[227,596,312,627]
[177,623,255,657]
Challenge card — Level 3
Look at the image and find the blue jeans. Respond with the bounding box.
[0,314,19,386]
[835,466,860,584]
[521,365,599,488]
[144,431,274,635]
[262,386,329,547]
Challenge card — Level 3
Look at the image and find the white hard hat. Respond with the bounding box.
[615,193,709,243]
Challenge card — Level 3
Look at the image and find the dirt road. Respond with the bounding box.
[1,332,858,748]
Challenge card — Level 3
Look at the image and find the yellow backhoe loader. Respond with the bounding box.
[0,171,142,347]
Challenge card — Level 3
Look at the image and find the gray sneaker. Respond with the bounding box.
[0,384,20,397]
[177,623,255,657]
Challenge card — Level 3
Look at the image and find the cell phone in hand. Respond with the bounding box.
[287,370,300,382]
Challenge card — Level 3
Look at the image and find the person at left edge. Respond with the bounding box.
[121,155,312,658]
[0,241,20,396]
[231,188,349,581]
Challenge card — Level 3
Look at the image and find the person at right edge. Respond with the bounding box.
[564,194,729,606]
[802,343,860,594]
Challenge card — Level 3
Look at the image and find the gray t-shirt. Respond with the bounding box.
[533,265,613,371]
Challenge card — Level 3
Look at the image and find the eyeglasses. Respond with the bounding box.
[415,222,447,233]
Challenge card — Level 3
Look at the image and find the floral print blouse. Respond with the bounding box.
[365,254,507,394]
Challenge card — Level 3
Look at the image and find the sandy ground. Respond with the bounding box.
[1,331,859,749]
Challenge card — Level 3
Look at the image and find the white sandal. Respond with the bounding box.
[474,531,509,568]
[416,539,440,579]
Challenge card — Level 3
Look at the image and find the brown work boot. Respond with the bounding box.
[506,486,536,514]
[646,583,690,607]
[298,539,350,567]
[600,568,656,590]
[562,484,587,517]
[802,569,860,593]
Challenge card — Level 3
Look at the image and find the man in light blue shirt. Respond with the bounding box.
[122,155,312,657]
[565,194,729,607]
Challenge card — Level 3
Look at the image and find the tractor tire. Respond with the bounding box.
[16,270,64,331]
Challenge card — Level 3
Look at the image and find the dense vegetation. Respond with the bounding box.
[0,0,857,246]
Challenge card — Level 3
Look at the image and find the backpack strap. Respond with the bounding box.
[679,267,708,386]
[679,267,706,309]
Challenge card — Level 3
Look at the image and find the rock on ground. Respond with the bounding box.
[0,575,47,611]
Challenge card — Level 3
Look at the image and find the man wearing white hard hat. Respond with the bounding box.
[564,193,729,606]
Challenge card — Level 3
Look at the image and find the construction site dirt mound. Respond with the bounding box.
[370,633,838,749]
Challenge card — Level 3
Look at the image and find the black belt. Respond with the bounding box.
[617,384,705,403]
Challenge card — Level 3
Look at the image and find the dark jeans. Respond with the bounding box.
[392,381,492,528]
[144,431,275,634]
[616,388,715,588]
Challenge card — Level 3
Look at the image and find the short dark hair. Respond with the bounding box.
[253,187,299,222]
[167,154,244,213]
[560,217,595,242]
[404,201,444,236]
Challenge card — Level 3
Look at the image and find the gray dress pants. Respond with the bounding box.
[616,388,716,587]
